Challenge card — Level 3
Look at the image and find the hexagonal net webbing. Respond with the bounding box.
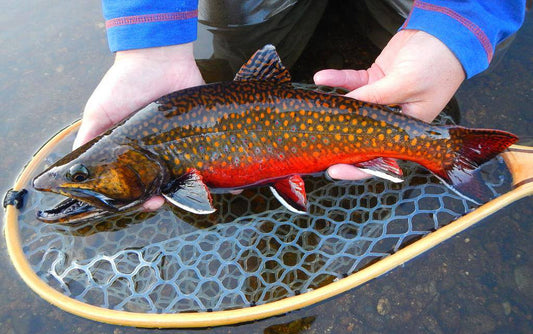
[14,112,511,314]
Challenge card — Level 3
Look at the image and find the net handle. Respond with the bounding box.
[4,121,533,328]
[501,145,533,188]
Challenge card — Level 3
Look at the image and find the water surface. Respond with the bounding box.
[1,2,531,333]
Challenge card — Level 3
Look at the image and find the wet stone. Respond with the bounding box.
[487,302,505,322]
[502,301,512,316]
[376,297,391,316]
[263,316,315,334]
[461,312,496,333]
[514,266,533,299]
[438,302,461,331]
[10,313,37,334]
[421,315,443,334]
[437,272,456,292]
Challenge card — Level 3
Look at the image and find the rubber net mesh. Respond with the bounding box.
[15,113,511,313]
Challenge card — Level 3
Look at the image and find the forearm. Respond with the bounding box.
[401,0,526,78]
[102,0,199,52]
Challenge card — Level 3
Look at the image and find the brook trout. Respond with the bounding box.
[33,45,518,223]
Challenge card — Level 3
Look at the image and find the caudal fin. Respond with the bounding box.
[434,127,518,204]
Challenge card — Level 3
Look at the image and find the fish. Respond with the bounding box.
[33,44,518,223]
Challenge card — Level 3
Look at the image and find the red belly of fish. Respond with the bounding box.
[197,139,396,189]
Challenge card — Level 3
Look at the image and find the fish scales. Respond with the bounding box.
[33,45,518,222]
[117,81,442,188]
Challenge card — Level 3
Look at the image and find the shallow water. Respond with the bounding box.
[1,2,532,333]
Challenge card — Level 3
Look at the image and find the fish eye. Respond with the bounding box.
[67,164,89,182]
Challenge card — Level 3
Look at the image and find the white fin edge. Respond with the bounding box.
[269,186,307,214]
[163,194,216,215]
[357,168,404,183]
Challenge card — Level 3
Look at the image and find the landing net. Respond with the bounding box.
[14,113,509,314]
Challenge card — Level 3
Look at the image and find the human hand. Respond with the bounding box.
[74,42,203,148]
[74,42,204,211]
[314,29,465,180]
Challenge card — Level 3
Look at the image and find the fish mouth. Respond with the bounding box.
[37,188,142,224]
[58,187,121,212]
[37,197,107,224]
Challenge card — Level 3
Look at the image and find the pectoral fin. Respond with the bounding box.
[270,175,307,214]
[162,170,216,214]
[354,157,404,183]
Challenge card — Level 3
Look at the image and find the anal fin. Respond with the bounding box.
[270,175,307,214]
[162,170,216,214]
[355,157,404,183]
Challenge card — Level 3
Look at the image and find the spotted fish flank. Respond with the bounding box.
[32,45,518,223]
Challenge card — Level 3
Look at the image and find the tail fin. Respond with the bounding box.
[434,127,518,204]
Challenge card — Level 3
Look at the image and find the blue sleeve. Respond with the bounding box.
[401,0,526,78]
[102,0,198,52]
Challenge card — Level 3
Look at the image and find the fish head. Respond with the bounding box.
[33,142,166,223]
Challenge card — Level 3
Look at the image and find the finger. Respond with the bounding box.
[142,195,166,211]
[73,107,114,149]
[73,125,95,150]
[400,100,442,123]
[73,117,112,149]
[347,77,440,123]
[314,69,370,91]
[346,72,414,106]
[326,164,372,180]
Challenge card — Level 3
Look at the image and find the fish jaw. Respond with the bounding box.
[33,175,144,223]
[36,197,106,223]
[36,196,146,224]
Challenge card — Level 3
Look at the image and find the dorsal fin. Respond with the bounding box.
[234,44,292,83]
